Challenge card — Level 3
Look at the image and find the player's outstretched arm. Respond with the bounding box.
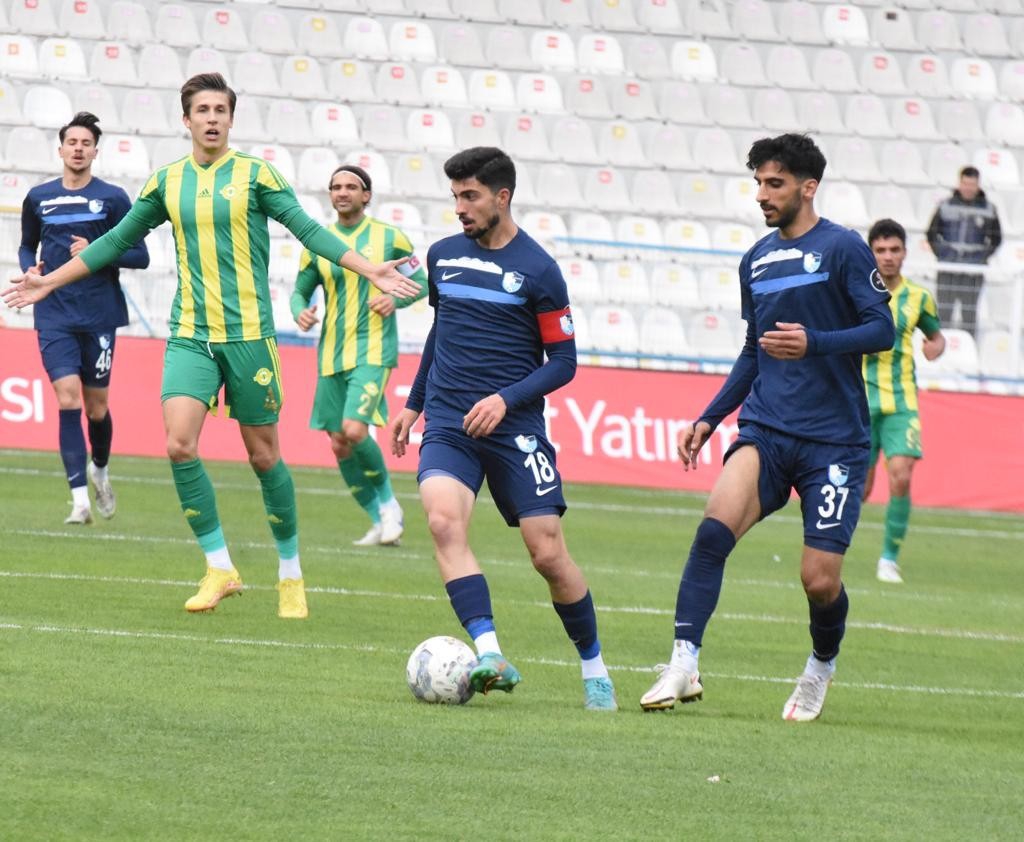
[3,256,91,309]
[679,421,713,472]
[391,408,421,458]
[339,251,420,299]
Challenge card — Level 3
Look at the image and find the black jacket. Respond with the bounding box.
[926,189,1002,265]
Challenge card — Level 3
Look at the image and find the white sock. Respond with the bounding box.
[805,653,836,679]
[279,554,302,581]
[670,639,700,674]
[581,652,609,680]
[205,546,234,572]
[91,462,109,483]
[473,631,501,656]
[71,485,90,508]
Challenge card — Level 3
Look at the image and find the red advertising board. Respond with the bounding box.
[2,331,1022,512]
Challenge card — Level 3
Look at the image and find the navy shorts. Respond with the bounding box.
[725,422,869,553]
[37,328,117,387]
[418,424,566,527]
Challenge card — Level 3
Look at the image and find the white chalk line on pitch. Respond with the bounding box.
[0,618,1021,701]
[2,568,1021,645]
[2,462,1022,540]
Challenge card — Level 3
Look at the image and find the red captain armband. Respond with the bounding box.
[537,306,575,344]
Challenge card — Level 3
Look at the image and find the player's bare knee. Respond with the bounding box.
[166,438,197,463]
[329,434,352,461]
[802,573,841,605]
[425,507,465,548]
[341,420,368,444]
[248,450,277,473]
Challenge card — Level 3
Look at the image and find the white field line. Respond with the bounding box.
[2,569,1021,645]
[2,463,1022,540]
[0,618,1021,701]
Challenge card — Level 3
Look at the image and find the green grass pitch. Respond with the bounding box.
[1,448,1021,840]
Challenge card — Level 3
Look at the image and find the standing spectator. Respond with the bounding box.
[926,166,1001,338]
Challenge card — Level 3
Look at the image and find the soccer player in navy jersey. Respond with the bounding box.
[640,134,895,721]
[391,147,617,711]
[19,112,150,525]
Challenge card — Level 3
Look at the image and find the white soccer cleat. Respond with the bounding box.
[379,503,404,546]
[88,462,116,519]
[639,664,703,711]
[353,523,383,546]
[64,503,93,525]
[876,559,904,584]
[782,673,832,721]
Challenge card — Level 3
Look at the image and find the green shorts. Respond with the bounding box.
[161,336,284,426]
[310,365,391,432]
[870,409,922,462]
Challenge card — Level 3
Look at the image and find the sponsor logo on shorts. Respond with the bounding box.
[253,368,274,386]
[535,486,558,496]
[827,463,849,487]
[815,520,841,530]
[514,434,537,453]
[98,334,111,350]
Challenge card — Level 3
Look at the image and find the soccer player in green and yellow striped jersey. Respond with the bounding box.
[863,219,946,584]
[3,74,421,618]
[291,165,427,547]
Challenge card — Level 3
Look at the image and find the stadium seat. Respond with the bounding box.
[796,91,845,134]
[11,0,59,35]
[721,176,764,225]
[467,69,517,110]
[520,209,569,255]
[542,0,590,26]
[230,98,267,142]
[691,129,740,174]
[650,263,700,309]
[906,54,950,97]
[698,266,741,312]
[609,79,658,121]
[202,7,248,51]
[589,305,639,358]
[558,258,603,306]
[154,5,197,49]
[359,105,407,151]
[565,75,613,119]
[867,184,920,230]
[950,58,999,100]
[615,216,664,255]
[0,80,24,126]
[706,86,752,128]
[536,162,585,208]
[343,150,392,193]
[963,13,1011,57]
[879,140,931,186]
[267,100,313,145]
[516,73,564,113]
[601,261,650,305]
[891,97,938,140]
[530,30,576,72]
[90,42,137,86]
[927,143,968,187]
[393,153,441,198]
[60,0,106,39]
[999,61,1024,102]
[418,66,467,108]
[730,0,780,41]
[846,94,895,138]
[454,111,501,150]
[635,0,686,33]
[375,201,426,246]
[389,20,438,63]
[38,37,88,81]
[310,103,359,146]
[917,11,963,51]
[22,86,70,131]
[6,126,58,174]
[818,181,871,229]
[662,218,711,254]
[625,37,671,80]
[74,85,122,133]
[916,328,979,378]
[297,147,341,193]
[972,147,1020,188]
[719,43,766,88]
[765,45,814,90]
[592,0,642,31]
[249,8,297,54]
[150,136,190,168]
[122,90,172,135]
[598,121,647,167]
[326,60,377,104]
[376,62,423,106]
[0,35,40,79]
[752,88,799,132]
[497,0,545,25]
[450,0,504,22]
[814,49,859,93]
[821,4,870,44]
[485,26,534,71]
[438,24,487,67]
[639,307,690,361]
[249,144,296,184]
[686,311,737,360]
[408,108,456,152]
[232,51,279,96]
[632,167,684,214]
[871,7,919,50]
[568,211,616,259]
[677,173,725,219]
[687,0,732,37]
[504,113,554,161]
[281,56,326,100]
[669,41,717,82]
[344,17,390,61]
[100,135,150,179]
[861,52,908,95]
[581,166,632,212]
[986,103,1024,148]
[644,123,694,171]
[550,115,601,164]
[978,331,1019,379]
[577,33,625,75]
[408,0,456,19]
[656,80,710,125]
[777,1,828,45]
[939,100,985,143]
[186,47,230,81]
[395,297,435,352]
[711,223,756,254]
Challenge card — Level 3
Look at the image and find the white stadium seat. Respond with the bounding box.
[520,210,569,255]
[657,81,711,125]
[818,182,871,229]
[60,0,106,40]
[1,36,40,79]
[454,111,502,150]
[407,108,456,152]
[639,307,690,361]
[720,43,767,87]
[999,61,1024,101]
[543,0,589,27]
[0,80,24,126]
[581,166,632,213]
[691,128,740,174]
[107,2,152,44]
[698,266,741,312]
[706,86,752,128]
[267,100,313,146]
[22,86,72,130]
[376,62,423,106]
[600,261,650,306]
[625,38,671,80]
[249,144,296,185]
[569,212,616,259]
[721,176,764,225]
[577,33,625,75]
[38,37,88,81]
[326,60,377,104]
[778,1,828,45]
[516,73,564,113]
[138,44,185,91]
[100,135,151,179]
[497,0,545,25]
[663,219,711,254]
[450,0,503,23]
[670,41,717,82]
[559,258,603,306]
[343,150,392,194]
[389,20,438,63]
[343,17,389,61]
[154,5,197,49]
[846,94,895,138]
[972,147,1020,188]
[632,168,683,214]
[591,0,642,32]
[891,97,938,140]
[766,46,815,90]
[421,66,469,108]
[250,9,297,54]
[122,90,172,135]
[297,147,341,193]
[822,4,870,45]
[687,0,731,37]
[536,163,585,209]
[731,0,781,41]
[939,100,984,143]
[230,98,267,142]
[376,202,425,247]
[565,75,613,120]
[438,24,487,67]
[589,305,639,357]
[467,70,517,110]
[978,331,1019,379]
[650,264,700,309]
[91,42,137,86]
[530,30,576,72]
[814,48,859,93]
[615,216,664,254]
[677,173,725,219]
[906,54,950,97]
[950,58,999,100]
[280,55,326,99]
[985,103,1024,147]
[868,184,920,230]
[963,13,1011,57]
[202,7,248,51]
[797,92,846,134]
[927,143,968,187]
[753,89,799,132]
[610,79,658,121]
[861,52,907,95]
[310,103,359,145]
[504,113,554,161]
[636,0,686,34]
[6,126,59,174]
[186,47,230,81]
[360,105,407,151]
[11,0,59,36]
[486,27,533,71]
[871,7,919,50]
[711,223,757,254]
[879,140,931,186]
[550,116,601,164]
[686,311,737,360]
[393,153,442,198]
[297,15,344,57]
[917,10,963,52]
[598,121,647,168]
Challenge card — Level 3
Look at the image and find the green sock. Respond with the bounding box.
[339,455,381,523]
[170,458,222,539]
[255,459,298,557]
[351,436,395,506]
[883,495,911,561]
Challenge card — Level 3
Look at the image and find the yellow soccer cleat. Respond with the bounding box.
[185,567,243,613]
[277,578,308,619]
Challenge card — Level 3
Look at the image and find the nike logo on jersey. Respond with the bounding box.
[815,520,841,530]
[535,486,558,496]
[751,267,768,278]
[440,271,462,280]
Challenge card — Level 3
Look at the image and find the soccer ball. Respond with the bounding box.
[406,636,478,705]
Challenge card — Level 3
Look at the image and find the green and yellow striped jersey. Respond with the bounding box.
[290,216,427,374]
[80,149,348,342]
[863,277,942,414]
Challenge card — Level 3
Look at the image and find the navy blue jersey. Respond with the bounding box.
[19,176,149,331]
[410,228,577,429]
[703,218,893,446]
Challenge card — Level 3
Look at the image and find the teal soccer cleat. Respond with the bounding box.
[470,652,521,694]
[583,676,618,712]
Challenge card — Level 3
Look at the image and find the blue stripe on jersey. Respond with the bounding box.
[42,212,108,226]
[437,282,527,305]
[751,272,830,295]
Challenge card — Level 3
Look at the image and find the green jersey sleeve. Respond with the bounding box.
[79,174,168,273]
[918,288,941,337]
[290,250,322,320]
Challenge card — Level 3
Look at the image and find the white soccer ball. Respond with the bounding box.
[406,635,478,705]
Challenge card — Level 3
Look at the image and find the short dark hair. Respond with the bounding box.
[443,147,516,198]
[960,165,980,180]
[868,218,906,246]
[746,133,826,182]
[180,72,236,117]
[59,111,101,145]
[330,164,373,194]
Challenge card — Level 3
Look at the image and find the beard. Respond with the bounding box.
[465,212,501,240]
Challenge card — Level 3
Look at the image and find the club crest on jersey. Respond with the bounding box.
[828,464,849,487]
[253,368,274,386]
[360,244,374,259]
[514,434,538,453]
[98,334,111,350]
[502,271,525,293]
[869,269,887,293]
[88,199,104,214]
[219,184,238,200]
[803,251,822,273]
[560,312,575,336]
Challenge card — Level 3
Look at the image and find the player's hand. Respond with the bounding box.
[678,421,712,471]
[367,258,420,299]
[2,268,51,310]
[391,407,421,457]
[759,322,808,360]
[922,333,946,361]
[69,235,89,257]
[463,393,507,439]
[295,304,319,332]
[369,295,396,317]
